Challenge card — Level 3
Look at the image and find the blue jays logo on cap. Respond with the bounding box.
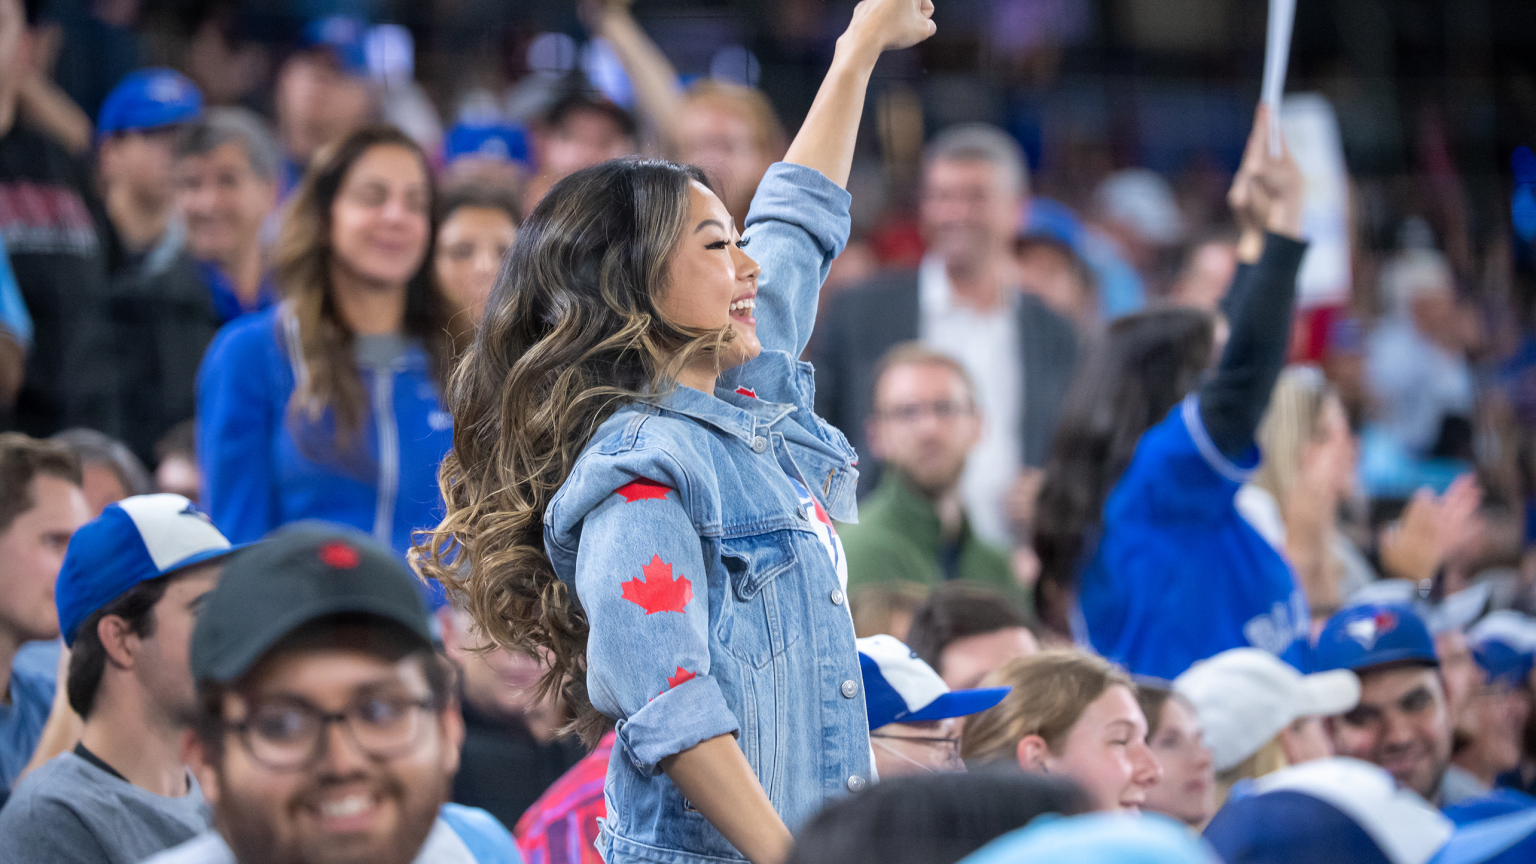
[1346,609,1400,650]
[1315,603,1438,673]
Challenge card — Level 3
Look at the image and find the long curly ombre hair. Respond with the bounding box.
[416,159,729,745]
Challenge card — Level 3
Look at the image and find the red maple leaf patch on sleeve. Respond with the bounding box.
[734,387,757,398]
[615,478,672,503]
[621,555,694,614]
[666,667,697,689]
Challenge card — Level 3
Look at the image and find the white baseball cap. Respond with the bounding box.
[1173,648,1361,772]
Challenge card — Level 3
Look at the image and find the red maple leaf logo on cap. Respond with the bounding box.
[615,478,672,503]
[318,541,360,569]
[1374,611,1398,633]
[734,387,757,399]
[666,667,697,689]
[621,556,693,614]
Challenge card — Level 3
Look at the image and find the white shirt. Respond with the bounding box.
[918,254,1021,547]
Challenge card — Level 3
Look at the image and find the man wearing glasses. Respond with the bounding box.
[838,343,1017,596]
[143,523,518,864]
[859,634,1010,778]
[0,494,237,864]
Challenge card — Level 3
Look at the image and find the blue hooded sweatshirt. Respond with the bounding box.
[195,305,452,602]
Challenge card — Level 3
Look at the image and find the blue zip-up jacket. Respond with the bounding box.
[195,305,453,587]
[543,163,867,864]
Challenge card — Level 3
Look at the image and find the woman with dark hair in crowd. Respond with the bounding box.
[418,3,936,863]
[434,184,520,329]
[784,770,1090,864]
[961,650,1162,813]
[1134,680,1217,829]
[197,125,458,583]
[1031,107,1308,678]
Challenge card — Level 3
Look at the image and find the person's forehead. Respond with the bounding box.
[924,156,1003,187]
[344,147,426,186]
[1080,685,1144,729]
[877,361,968,401]
[242,645,425,701]
[181,140,255,172]
[1358,665,1440,704]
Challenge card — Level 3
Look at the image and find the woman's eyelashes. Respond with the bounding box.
[705,237,752,251]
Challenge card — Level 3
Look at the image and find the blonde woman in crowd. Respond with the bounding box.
[961,651,1161,812]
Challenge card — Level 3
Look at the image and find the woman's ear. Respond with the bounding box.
[1016,734,1051,773]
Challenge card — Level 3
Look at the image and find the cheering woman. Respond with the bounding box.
[420,2,937,863]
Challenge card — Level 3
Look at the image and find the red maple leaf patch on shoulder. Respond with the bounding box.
[734,386,757,398]
[666,667,697,689]
[621,555,693,614]
[615,478,672,503]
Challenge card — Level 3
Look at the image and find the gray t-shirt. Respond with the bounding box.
[0,751,212,864]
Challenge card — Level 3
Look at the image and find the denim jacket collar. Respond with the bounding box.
[642,379,797,446]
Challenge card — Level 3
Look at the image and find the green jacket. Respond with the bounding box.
[837,469,1017,596]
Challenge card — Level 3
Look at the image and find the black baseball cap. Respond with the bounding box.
[191,522,433,684]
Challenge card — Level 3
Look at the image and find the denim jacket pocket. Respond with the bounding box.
[716,531,802,669]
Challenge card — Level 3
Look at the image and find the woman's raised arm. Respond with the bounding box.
[782,0,935,188]
[740,0,935,360]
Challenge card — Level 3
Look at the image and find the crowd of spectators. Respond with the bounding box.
[0,0,1535,862]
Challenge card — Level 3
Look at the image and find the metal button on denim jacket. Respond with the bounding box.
[542,163,870,863]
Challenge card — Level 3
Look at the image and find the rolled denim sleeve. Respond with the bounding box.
[575,484,739,774]
[742,162,852,359]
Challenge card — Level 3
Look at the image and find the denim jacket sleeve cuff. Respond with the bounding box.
[615,673,741,775]
[744,162,852,261]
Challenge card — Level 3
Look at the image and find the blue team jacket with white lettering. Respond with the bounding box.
[195,304,453,581]
[1078,394,1309,679]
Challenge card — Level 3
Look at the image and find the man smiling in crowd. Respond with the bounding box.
[145,523,519,864]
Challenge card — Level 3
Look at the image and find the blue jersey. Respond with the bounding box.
[1078,394,1309,679]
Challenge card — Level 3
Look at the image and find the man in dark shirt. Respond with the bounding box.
[94,68,219,463]
[0,0,115,438]
[440,601,584,829]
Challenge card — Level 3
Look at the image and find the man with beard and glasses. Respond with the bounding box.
[143,523,519,864]
[838,343,1016,596]
[0,494,237,864]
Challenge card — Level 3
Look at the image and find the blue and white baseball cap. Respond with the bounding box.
[1467,612,1536,686]
[1203,757,1536,864]
[858,634,1010,730]
[1314,603,1439,673]
[97,69,203,138]
[56,494,242,646]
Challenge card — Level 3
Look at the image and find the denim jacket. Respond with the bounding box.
[544,163,868,863]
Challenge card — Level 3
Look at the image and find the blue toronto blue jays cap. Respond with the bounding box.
[1314,603,1439,673]
[299,16,370,77]
[97,69,203,138]
[444,121,530,166]
[958,812,1219,864]
[55,494,240,647]
[1203,757,1536,864]
[857,634,1010,730]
